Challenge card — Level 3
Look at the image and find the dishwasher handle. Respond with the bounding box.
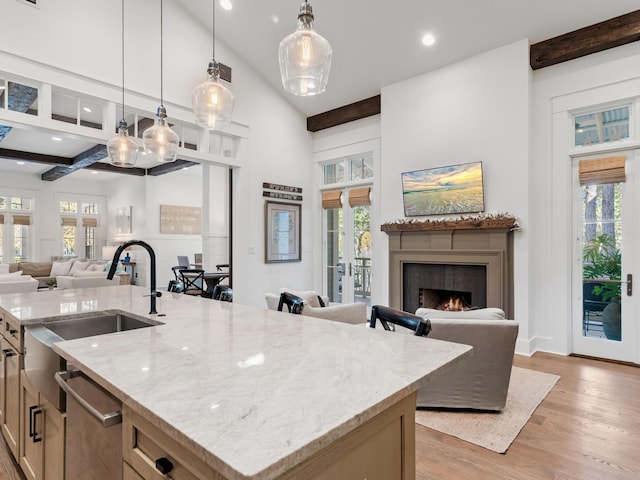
[55,370,122,428]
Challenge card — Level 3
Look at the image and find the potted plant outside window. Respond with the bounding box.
[583,234,621,340]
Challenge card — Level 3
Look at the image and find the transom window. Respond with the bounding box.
[574,105,630,147]
[323,153,374,185]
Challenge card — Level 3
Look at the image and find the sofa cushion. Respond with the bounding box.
[50,260,73,277]
[87,263,106,272]
[69,260,90,275]
[0,264,9,274]
[0,272,31,282]
[73,270,108,278]
[279,288,328,308]
[19,261,53,278]
[0,271,24,279]
[415,307,505,320]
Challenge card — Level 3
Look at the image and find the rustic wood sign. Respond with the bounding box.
[263,191,303,201]
[262,182,303,194]
[263,182,303,202]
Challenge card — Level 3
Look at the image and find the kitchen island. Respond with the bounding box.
[0,286,472,479]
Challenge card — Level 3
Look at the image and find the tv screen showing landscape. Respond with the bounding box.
[401,161,485,216]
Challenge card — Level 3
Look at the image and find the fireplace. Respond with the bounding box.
[383,218,514,318]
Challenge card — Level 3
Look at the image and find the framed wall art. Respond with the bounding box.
[401,161,485,216]
[265,201,301,263]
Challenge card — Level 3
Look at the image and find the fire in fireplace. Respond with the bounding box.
[419,288,474,311]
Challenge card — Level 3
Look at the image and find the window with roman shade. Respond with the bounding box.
[348,187,371,207]
[322,190,343,209]
[579,155,626,185]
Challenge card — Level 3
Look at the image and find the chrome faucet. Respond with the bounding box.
[107,240,162,315]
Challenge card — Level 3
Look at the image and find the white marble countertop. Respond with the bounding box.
[1,286,472,480]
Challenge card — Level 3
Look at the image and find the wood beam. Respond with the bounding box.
[146,159,199,176]
[41,144,107,181]
[530,10,640,70]
[85,162,146,176]
[0,147,72,166]
[307,95,381,132]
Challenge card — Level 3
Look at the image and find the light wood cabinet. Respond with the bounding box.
[123,393,416,480]
[19,371,65,480]
[2,336,21,460]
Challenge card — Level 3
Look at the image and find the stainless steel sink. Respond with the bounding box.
[24,311,162,410]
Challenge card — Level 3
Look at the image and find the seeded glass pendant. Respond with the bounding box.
[192,0,234,130]
[107,120,137,167]
[142,105,179,163]
[192,59,234,130]
[107,0,137,168]
[142,0,179,163]
[278,0,332,97]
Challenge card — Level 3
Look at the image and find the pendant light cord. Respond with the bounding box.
[160,0,164,106]
[121,0,125,122]
[211,0,216,59]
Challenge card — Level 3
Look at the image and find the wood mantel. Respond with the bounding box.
[381,215,518,233]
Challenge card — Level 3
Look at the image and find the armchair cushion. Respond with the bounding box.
[415,307,505,320]
[304,302,367,325]
[50,260,73,277]
[278,287,328,308]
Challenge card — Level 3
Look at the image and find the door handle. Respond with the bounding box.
[33,408,43,443]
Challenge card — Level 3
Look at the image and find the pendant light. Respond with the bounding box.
[106,0,137,168]
[192,0,234,130]
[278,0,332,97]
[142,0,179,163]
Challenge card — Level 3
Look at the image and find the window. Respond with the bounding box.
[323,153,374,185]
[59,198,102,260]
[574,106,630,147]
[0,79,38,116]
[0,194,33,262]
[51,90,103,130]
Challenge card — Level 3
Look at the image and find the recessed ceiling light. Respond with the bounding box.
[83,107,92,113]
[422,33,436,47]
[271,14,280,24]
[16,161,25,165]
[91,171,99,175]
[51,136,62,142]
[220,0,232,11]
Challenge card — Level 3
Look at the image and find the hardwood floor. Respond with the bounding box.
[416,352,640,480]
[0,352,637,479]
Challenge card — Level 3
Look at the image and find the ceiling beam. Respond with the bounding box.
[41,144,107,181]
[530,10,640,70]
[307,95,381,132]
[0,147,72,166]
[85,162,146,176]
[146,159,199,176]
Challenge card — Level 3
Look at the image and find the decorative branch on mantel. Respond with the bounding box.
[380,212,520,233]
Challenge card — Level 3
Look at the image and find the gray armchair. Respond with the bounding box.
[414,308,519,411]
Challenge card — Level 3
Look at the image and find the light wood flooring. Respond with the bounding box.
[416,352,640,480]
[0,352,637,479]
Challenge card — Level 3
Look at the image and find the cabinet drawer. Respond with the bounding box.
[123,462,144,480]
[3,314,23,354]
[123,407,225,480]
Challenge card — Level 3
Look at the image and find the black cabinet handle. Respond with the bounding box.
[32,408,43,443]
[29,405,37,438]
[2,349,14,357]
[155,457,174,474]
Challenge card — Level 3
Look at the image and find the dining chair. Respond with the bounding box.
[369,305,432,336]
[277,292,304,314]
[179,269,206,296]
[211,285,233,302]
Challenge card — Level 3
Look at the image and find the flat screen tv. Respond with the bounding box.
[401,161,485,216]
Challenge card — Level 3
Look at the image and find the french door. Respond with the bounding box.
[572,149,639,363]
[324,187,371,310]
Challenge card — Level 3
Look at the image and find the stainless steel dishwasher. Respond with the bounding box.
[55,369,123,480]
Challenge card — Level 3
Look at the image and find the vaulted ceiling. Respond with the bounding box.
[1,1,639,181]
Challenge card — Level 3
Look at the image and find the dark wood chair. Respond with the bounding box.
[179,269,206,296]
[278,292,304,314]
[211,285,233,302]
[369,305,432,336]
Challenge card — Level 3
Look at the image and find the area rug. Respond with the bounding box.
[415,366,560,453]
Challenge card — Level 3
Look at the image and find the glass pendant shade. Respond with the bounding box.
[142,105,179,163]
[107,120,137,167]
[279,1,332,97]
[192,60,235,130]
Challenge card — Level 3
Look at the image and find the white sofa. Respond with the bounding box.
[0,274,39,294]
[265,288,367,325]
[56,270,122,290]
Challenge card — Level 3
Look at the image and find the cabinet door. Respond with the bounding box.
[0,334,5,427]
[42,395,65,480]
[1,338,21,460]
[20,371,43,480]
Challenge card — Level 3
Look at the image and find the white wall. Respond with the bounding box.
[1,0,314,306]
[379,40,532,352]
[531,41,640,355]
